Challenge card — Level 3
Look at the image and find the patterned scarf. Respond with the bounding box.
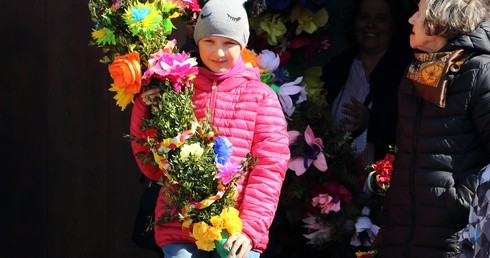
[406,49,470,108]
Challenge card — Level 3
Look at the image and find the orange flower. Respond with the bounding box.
[420,63,443,87]
[108,52,142,94]
[241,48,258,68]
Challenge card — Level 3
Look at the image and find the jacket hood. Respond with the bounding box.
[449,19,490,55]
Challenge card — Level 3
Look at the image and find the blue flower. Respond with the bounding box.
[266,0,293,10]
[131,6,151,22]
[213,136,233,165]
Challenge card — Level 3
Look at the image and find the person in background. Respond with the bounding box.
[130,0,289,257]
[460,164,490,258]
[374,0,490,257]
[321,0,412,166]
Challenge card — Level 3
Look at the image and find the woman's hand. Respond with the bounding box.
[140,88,160,106]
[341,97,369,132]
[224,232,253,258]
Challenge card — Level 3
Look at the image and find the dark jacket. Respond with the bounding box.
[376,19,490,258]
[321,41,411,160]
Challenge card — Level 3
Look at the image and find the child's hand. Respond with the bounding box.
[140,88,160,106]
[225,232,252,258]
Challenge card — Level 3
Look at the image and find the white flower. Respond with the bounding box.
[302,214,332,244]
[257,49,280,72]
[180,143,204,161]
[350,207,380,247]
[278,76,307,117]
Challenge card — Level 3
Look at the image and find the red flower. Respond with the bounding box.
[372,154,394,189]
[314,181,352,204]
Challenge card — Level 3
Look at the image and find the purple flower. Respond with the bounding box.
[215,162,240,185]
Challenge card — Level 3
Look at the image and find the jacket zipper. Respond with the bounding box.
[209,80,218,123]
[404,98,423,257]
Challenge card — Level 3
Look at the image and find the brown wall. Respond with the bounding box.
[2,1,160,257]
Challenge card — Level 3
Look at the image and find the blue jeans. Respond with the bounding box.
[162,243,261,258]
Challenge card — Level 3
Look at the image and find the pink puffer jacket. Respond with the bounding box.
[130,64,290,253]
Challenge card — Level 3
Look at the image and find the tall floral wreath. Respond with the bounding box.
[88,0,256,255]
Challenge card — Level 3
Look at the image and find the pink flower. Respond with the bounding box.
[288,125,328,176]
[143,50,198,92]
[314,181,352,205]
[180,0,201,12]
[312,193,341,214]
[215,162,240,185]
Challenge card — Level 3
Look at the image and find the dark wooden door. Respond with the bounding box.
[2,1,160,257]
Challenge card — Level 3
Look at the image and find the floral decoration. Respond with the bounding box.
[355,250,378,258]
[246,42,379,257]
[366,150,396,196]
[246,0,387,257]
[88,0,255,255]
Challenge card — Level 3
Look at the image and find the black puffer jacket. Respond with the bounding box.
[376,19,490,258]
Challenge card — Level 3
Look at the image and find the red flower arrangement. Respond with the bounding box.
[366,153,395,195]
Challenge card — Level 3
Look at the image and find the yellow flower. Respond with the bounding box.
[108,84,134,111]
[91,28,116,45]
[259,13,287,46]
[290,5,328,35]
[220,207,242,235]
[191,222,222,251]
[210,215,225,230]
[195,239,216,251]
[303,66,326,102]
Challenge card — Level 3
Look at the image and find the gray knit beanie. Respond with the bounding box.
[193,0,250,49]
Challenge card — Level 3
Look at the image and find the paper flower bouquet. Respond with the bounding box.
[88,0,255,255]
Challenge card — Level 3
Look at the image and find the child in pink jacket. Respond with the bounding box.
[130,0,290,257]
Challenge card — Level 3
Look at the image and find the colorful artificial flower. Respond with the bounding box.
[143,43,198,91]
[265,0,293,10]
[312,193,341,214]
[108,52,142,110]
[179,142,204,161]
[288,125,328,175]
[180,0,201,12]
[191,221,223,251]
[124,2,164,37]
[91,28,116,45]
[215,162,241,185]
[355,250,378,258]
[313,181,352,210]
[256,49,280,72]
[257,13,287,46]
[277,76,307,117]
[350,207,379,247]
[289,4,328,35]
[213,136,233,165]
[366,153,395,195]
[303,214,332,244]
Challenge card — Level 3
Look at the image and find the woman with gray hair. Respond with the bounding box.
[373,0,490,257]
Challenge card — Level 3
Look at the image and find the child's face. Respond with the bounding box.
[198,36,241,73]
